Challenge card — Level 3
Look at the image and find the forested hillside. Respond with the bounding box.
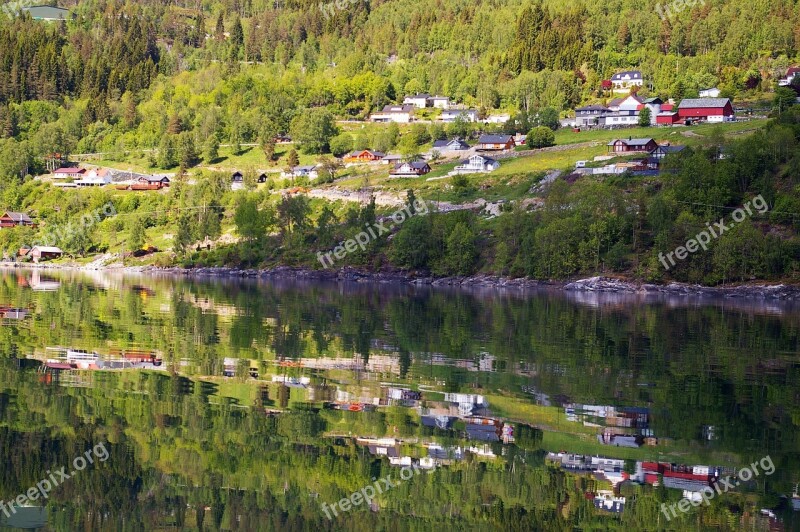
[0,0,798,174]
[0,0,797,285]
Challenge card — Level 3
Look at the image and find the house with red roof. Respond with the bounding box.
[779,67,800,86]
[52,167,85,180]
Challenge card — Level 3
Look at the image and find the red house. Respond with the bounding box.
[656,112,679,125]
[677,98,734,122]
[477,134,516,151]
[344,150,386,163]
[0,211,34,228]
[607,138,658,153]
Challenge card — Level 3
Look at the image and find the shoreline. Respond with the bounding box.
[9,262,800,300]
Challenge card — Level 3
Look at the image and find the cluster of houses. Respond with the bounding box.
[565,403,657,448]
[339,134,516,178]
[342,389,514,469]
[547,452,737,515]
[574,94,734,129]
[0,212,65,263]
[49,167,171,190]
[370,94,508,124]
[573,139,687,176]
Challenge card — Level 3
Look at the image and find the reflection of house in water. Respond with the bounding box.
[521,385,551,406]
[426,444,464,463]
[385,387,421,406]
[421,415,456,430]
[29,271,61,291]
[598,431,644,448]
[444,393,488,416]
[548,453,629,485]
[566,404,650,430]
[0,505,48,529]
[593,490,626,513]
[298,354,401,374]
[0,307,28,323]
[272,375,310,388]
[426,352,498,372]
[190,295,241,318]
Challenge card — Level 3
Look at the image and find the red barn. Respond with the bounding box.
[656,112,679,125]
[677,98,734,122]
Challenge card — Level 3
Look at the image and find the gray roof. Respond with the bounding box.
[406,93,430,99]
[576,105,610,112]
[611,70,642,81]
[367,445,399,458]
[653,145,686,153]
[381,105,414,113]
[478,134,513,144]
[466,424,500,441]
[393,161,429,171]
[421,416,455,429]
[22,6,71,20]
[662,477,711,491]
[3,212,32,223]
[608,138,655,146]
[678,98,731,109]
[433,138,469,149]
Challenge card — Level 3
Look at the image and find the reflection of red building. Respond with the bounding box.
[109,349,162,366]
[642,462,713,483]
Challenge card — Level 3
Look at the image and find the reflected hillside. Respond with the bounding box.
[0,269,797,530]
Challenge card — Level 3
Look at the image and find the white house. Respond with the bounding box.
[370,104,414,123]
[483,113,511,124]
[52,167,85,180]
[452,154,500,174]
[381,154,403,165]
[429,96,450,109]
[403,93,430,108]
[76,168,112,186]
[778,67,799,86]
[389,161,431,177]
[699,88,721,98]
[642,97,662,125]
[440,109,479,123]
[610,70,643,93]
[282,165,318,179]
[432,138,470,152]
[602,95,644,126]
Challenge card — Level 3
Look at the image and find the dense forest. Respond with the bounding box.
[0,0,798,174]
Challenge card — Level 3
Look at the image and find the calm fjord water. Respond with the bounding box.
[0,269,798,530]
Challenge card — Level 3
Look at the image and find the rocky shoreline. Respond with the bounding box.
[136,266,800,300]
[7,261,800,300]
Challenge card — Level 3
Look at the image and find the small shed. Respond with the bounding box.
[29,246,63,263]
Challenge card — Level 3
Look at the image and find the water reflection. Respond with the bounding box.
[0,268,797,530]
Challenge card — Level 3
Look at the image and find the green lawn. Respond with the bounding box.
[553,119,767,146]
